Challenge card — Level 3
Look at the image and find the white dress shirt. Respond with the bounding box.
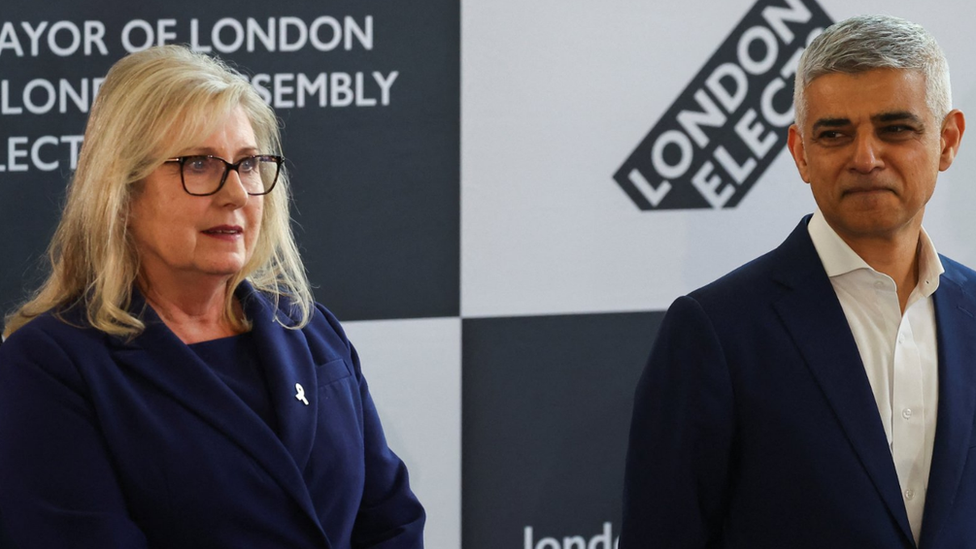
[808,211,942,545]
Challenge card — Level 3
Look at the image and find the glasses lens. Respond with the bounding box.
[237,156,265,194]
[182,156,225,195]
[255,156,281,194]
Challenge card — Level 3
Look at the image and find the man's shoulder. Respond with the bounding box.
[688,247,784,308]
[689,219,816,306]
[940,254,976,291]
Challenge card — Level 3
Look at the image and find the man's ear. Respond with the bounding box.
[787,124,811,183]
[939,109,966,171]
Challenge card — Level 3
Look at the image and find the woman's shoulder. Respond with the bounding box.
[299,301,350,349]
[245,288,341,332]
[242,295,356,377]
[1,305,104,359]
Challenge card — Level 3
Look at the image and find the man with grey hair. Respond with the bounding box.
[621,14,974,548]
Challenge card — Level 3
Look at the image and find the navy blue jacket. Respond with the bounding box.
[0,284,425,548]
[621,217,976,548]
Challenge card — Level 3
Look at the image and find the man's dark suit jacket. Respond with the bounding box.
[620,216,976,548]
[0,283,425,549]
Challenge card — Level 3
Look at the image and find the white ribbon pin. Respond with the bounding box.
[295,383,309,406]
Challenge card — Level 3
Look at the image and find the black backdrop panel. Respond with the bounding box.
[0,1,460,327]
[462,312,664,548]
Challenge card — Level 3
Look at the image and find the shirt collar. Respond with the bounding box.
[807,210,944,297]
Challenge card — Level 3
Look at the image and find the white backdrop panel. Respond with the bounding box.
[461,0,976,318]
[341,318,461,549]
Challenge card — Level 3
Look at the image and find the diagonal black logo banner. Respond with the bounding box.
[614,0,833,211]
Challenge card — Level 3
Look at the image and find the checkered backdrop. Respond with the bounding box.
[3,0,976,547]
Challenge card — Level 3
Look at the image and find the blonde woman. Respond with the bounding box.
[0,45,424,549]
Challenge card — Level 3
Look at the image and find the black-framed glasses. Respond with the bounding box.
[164,155,283,196]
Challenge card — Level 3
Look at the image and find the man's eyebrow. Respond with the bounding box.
[810,112,925,134]
[872,111,923,125]
[811,118,850,133]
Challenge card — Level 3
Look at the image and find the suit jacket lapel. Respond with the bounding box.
[108,290,324,533]
[243,289,318,472]
[918,269,976,548]
[770,219,914,543]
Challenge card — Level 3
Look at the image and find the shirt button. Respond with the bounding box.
[874,281,885,289]
[902,408,913,419]
[905,489,915,500]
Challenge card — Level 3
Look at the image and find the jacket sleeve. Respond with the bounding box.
[319,307,426,548]
[0,324,148,549]
[619,295,734,549]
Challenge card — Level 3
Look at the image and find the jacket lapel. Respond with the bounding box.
[108,289,324,534]
[243,290,318,472]
[770,219,914,544]
[918,268,976,548]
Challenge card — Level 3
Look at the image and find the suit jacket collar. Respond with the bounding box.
[770,217,915,545]
[107,283,328,543]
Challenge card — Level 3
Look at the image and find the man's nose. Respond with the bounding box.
[850,134,884,173]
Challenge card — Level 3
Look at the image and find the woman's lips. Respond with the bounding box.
[202,225,243,240]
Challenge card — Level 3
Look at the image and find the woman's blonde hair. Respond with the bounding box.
[3,45,312,338]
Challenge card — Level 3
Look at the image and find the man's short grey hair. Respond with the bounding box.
[794,14,951,129]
